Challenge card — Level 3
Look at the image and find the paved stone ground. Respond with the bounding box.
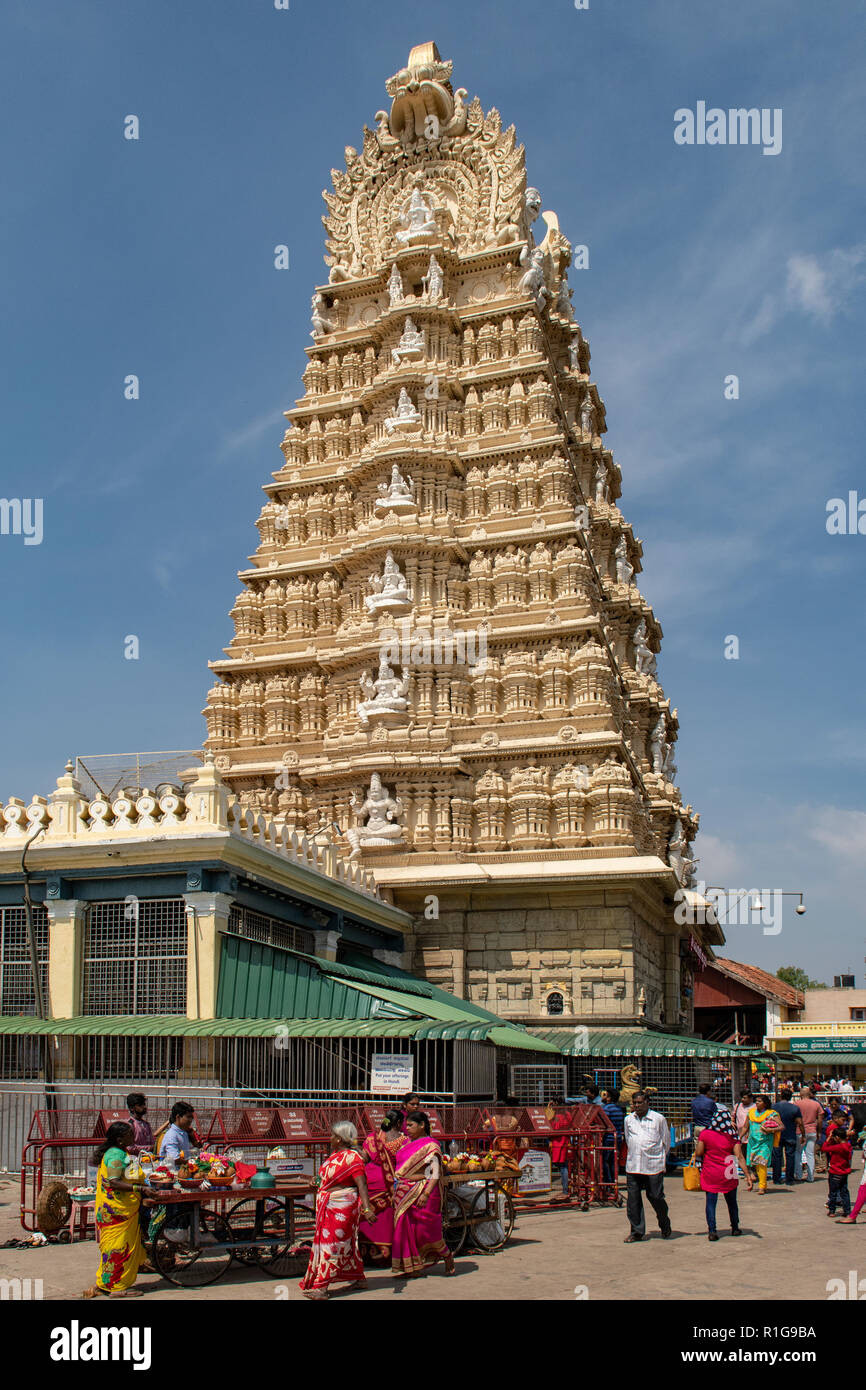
[2,1176,863,1302]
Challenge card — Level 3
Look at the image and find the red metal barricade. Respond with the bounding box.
[18,1102,624,1230]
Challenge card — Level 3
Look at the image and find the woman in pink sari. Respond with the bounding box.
[359,1108,404,1265]
[300,1122,375,1301]
[392,1112,456,1279]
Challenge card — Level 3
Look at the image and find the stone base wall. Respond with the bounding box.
[397,882,694,1032]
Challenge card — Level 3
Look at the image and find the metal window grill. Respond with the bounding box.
[228,905,315,957]
[0,906,49,1016]
[509,1064,568,1104]
[81,899,187,1015]
[81,1034,186,1081]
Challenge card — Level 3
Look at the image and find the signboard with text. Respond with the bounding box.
[517,1148,552,1194]
[275,1108,315,1141]
[787,1037,866,1054]
[370,1054,414,1095]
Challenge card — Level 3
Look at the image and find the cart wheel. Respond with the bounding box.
[468,1182,515,1252]
[152,1211,232,1288]
[226,1196,292,1272]
[443,1190,468,1256]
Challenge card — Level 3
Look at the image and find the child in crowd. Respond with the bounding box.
[822,1124,853,1218]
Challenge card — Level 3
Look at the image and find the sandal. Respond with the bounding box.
[303,1289,329,1300]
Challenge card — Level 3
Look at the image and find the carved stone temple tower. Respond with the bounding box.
[204,43,716,1033]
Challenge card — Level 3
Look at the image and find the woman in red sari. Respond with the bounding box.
[300,1122,375,1301]
[392,1112,456,1279]
[358,1108,404,1265]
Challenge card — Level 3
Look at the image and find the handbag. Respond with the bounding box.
[683,1158,701,1191]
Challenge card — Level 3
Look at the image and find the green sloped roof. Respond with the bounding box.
[0,1014,557,1049]
[536,1027,764,1059]
[784,1051,866,1066]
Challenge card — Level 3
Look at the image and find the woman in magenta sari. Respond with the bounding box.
[299,1122,375,1301]
[392,1112,456,1279]
[359,1108,404,1265]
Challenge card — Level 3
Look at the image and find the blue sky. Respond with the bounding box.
[1,0,864,981]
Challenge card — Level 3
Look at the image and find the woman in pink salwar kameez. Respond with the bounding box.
[300,1122,376,1301]
[392,1113,456,1279]
[358,1108,404,1265]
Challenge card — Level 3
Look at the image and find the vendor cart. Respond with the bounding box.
[441,1172,515,1255]
[146,1181,313,1287]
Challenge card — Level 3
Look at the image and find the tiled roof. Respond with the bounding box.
[711,957,804,1008]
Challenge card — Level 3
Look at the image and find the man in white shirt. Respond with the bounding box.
[623,1091,672,1242]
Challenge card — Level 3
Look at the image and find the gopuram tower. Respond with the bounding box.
[204,44,718,1033]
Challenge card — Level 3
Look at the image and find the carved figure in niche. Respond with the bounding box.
[395,178,437,245]
[662,741,678,782]
[668,818,698,888]
[311,293,333,338]
[554,274,573,319]
[375,465,417,515]
[391,316,425,363]
[615,535,634,585]
[582,395,597,439]
[518,245,549,312]
[649,715,666,773]
[388,264,404,308]
[568,337,581,370]
[593,459,608,503]
[633,619,657,678]
[422,254,444,301]
[346,773,404,857]
[384,387,422,434]
[365,550,412,615]
[357,656,410,728]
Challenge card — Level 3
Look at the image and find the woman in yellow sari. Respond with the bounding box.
[83,1121,148,1298]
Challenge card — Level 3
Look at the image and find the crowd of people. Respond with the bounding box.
[79,1079,866,1297]
[81,1090,456,1300]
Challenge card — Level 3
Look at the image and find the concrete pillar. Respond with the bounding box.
[309,928,341,961]
[184,892,233,1020]
[46,899,85,1018]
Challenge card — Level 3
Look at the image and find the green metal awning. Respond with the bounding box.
[781,1052,866,1067]
[535,1027,763,1059]
[0,1014,559,1049]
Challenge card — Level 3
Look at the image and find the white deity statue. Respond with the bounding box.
[524,186,542,227]
[669,819,698,888]
[633,619,657,677]
[662,741,677,782]
[615,535,634,585]
[593,459,608,503]
[384,387,422,434]
[375,465,417,516]
[554,274,573,319]
[346,773,404,858]
[649,715,666,773]
[310,292,333,338]
[568,337,581,370]
[391,316,425,364]
[388,263,404,308]
[422,254,444,301]
[583,397,598,440]
[518,245,549,311]
[364,550,413,614]
[668,819,688,884]
[396,180,437,246]
[357,656,410,728]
